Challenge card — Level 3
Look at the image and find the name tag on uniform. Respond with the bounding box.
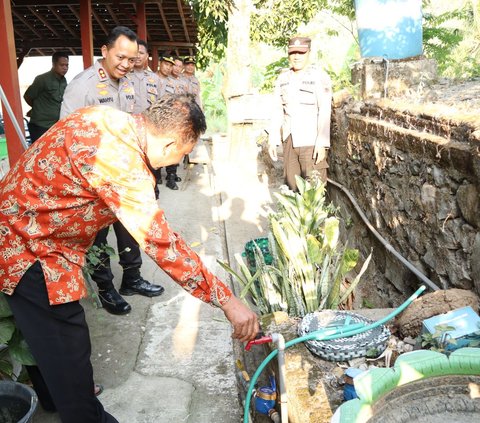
[99,97,114,104]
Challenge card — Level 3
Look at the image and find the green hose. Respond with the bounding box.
[243,285,426,423]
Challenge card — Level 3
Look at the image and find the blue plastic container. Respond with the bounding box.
[355,0,423,60]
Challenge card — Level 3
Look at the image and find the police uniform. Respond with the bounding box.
[168,75,189,95]
[128,69,162,114]
[157,74,176,97]
[269,63,332,191]
[184,75,202,107]
[60,59,160,310]
[60,59,135,118]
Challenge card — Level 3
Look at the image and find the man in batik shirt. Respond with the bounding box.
[0,95,259,423]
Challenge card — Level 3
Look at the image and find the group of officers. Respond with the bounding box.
[24,26,202,317]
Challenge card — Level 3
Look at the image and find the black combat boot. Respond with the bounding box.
[98,287,132,315]
[119,268,165,297]
[166,174,179,190]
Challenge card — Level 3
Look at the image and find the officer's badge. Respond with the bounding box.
[98,68,107,80]
[96,83,107,89]
[99,90,108,95]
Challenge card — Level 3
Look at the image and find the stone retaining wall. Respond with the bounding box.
[328,99,480,306]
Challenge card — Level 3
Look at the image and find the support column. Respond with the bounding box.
[151,47,159,72]
[80,0,93,69]
[136,0,147,41]
[0,0,26,166]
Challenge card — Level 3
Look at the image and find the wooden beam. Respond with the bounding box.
[176,0,190,42]
[13,0,163,5]
[12,9,42,38]
[105,4,121,26]
[92,9,109,36]
[136,0,147,41]
[79,0,93,69]
[28,6,61,37]
[156,3,173,41]
[150,41,194,48]
[0,0,26,166]
[48,6,78,38]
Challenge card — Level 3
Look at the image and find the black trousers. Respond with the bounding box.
[6,261,118,423]
[165,164,178,175]
[27,121,49,143]
[90,221,142,290]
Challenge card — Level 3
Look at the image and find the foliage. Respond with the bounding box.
[0,293,35,380]
[420,324,458,353]
[422,3,469,75]
[199,63,228,133]
[250,0,324,48]
[219,174,371,317]
[191,0,231,68]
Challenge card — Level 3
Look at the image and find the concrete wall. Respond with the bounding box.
[328,99,480,307]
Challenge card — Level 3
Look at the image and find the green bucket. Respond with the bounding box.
[243,237,273,273]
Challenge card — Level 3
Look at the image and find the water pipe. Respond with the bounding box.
[327,178,441,292]
[243,285,426,423]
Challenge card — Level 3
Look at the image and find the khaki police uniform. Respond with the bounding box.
[269,64,332,190]
[168,75,189,95]
[157,74,175,97]
[128,69,162,114]
[59,59,143,295]
[60,60,135,118]
[184,74,202,107]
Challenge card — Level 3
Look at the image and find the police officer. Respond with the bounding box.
[268,36,332,192]
[183,56,202,107]
[129,40,163,198]
[156,55,182,190]
[61,26,164,315]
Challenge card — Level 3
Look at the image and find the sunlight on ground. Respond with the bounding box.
[172,295,201,359]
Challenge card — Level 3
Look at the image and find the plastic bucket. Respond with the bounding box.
[0,381,38,423]
[355,0,423,60]
[243,237,272,273]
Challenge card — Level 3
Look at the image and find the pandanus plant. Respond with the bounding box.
[219,174,371,317]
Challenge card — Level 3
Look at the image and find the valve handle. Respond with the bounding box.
[245,335,272,351]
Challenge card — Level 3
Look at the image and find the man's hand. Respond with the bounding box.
[221,296,259,342]
[313,146,327,164]
[268,142,278,162]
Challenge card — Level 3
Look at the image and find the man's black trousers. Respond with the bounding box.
[91,221,142,290]
[6,261,118,423]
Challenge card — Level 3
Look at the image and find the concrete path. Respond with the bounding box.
[33,134,273,423]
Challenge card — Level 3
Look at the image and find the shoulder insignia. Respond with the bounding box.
[97,67,107,81]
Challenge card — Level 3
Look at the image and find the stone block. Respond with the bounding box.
[352,57,437,100]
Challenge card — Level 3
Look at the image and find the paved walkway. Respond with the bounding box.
[33,134,273,422]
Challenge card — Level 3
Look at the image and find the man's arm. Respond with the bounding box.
[268,76,284,161]
[313,70,333,164]
[24,75,43,107]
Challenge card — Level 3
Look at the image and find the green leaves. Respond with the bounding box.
[219,174,370,317]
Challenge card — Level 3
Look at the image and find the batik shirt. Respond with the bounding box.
[0,106,232,307]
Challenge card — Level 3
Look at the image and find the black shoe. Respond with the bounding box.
[119,276,165,297]
[98,288,132,315]
[166,175,178,190]
[174,175,182,182]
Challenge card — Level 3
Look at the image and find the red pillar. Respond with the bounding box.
[152,47,158,72]
[80,0,93,69]
[136,1,147,41]
[0,0,26,166]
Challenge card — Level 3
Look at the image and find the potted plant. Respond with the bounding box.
[0,292,38,422]
[220,174,372,318]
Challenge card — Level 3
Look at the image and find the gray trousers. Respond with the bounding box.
[283,135,328,191]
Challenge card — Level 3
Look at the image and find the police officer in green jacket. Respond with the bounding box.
[268,36,332,192]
